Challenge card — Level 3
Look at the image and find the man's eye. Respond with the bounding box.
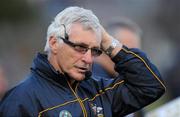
[91,48,102,55]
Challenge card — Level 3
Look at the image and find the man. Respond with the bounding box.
[0,6,165,117]
[92,19,142,78]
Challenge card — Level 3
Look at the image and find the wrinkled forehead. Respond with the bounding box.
[69,23,101,47]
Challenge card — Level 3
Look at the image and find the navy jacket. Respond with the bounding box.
[0,46,166,117]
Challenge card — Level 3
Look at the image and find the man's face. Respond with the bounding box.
[115,28,141,48]
[54,23,101,81]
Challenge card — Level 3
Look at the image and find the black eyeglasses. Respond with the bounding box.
[57,24,102,57]
[58,36,102,57]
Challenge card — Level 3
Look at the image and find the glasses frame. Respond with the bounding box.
[58,36,102,57]
[57,24,102,57]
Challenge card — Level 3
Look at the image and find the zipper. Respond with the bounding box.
[67,81,87,117]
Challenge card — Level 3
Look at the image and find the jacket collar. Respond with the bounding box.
[31,53,69,87]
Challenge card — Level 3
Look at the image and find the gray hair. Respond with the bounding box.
[44,6,101,52]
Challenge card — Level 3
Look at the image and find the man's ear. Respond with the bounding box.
[49,36,59,54]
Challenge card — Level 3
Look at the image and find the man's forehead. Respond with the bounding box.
[69,23,94,34]
[69,23,101,47]
[69,37,101,48]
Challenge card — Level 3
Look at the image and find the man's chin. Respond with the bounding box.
[70,72,86,81]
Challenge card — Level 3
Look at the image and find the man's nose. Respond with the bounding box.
[82,50,93,64]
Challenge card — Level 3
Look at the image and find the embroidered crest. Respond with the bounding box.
[59,110,72,117]
[91,104,104,117]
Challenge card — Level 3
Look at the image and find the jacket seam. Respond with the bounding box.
[82,80,125,102]
[38,99,78,117]
[38,80,124,117]
[122,47,166,91]
[67,80,87,117]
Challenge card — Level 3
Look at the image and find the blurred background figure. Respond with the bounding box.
[165,49,180,100]
[106,18,142,48]
[0,65,8,100]
[92,18,142,78]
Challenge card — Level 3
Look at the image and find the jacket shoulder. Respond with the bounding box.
[0,75,40,116]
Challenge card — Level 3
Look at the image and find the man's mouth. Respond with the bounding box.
[76,66,88,73]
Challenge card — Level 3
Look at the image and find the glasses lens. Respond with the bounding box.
[74,45,88,54]
[91,48,102,57]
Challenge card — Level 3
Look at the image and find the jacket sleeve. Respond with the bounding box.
[111,45,166,116]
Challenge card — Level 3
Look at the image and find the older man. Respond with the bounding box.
[0,6,165,117]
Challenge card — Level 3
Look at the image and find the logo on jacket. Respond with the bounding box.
[59,110,72,117]
[91,104,104,117]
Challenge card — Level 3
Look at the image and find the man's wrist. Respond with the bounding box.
[105,38,122,58]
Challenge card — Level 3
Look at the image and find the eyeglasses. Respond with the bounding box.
[57,24,102,57]
[59,36,102,57]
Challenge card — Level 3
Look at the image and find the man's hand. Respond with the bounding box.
[100,26,123,58]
